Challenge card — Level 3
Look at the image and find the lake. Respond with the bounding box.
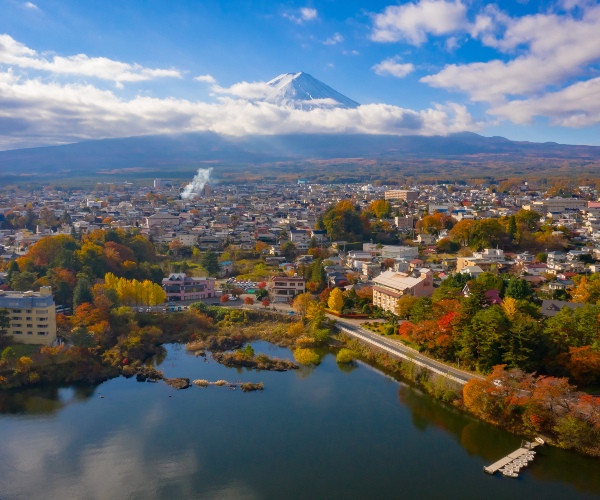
[0,341,598,499]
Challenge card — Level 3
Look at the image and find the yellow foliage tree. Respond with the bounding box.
[502,297,518,320]
[328,288,344,313]
[104,273,166,306]
[292,292,316,319]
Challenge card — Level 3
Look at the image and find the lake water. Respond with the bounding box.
[0,341,599,499]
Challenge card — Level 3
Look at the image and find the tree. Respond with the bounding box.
[449,219,475,247]
[73,275,94,309]
[293,292,316,319]
[1,346,15,369]
[505,277,533,300]
[322,200,370,241]
[368,199,391,218]
[261,298,270,308]
[328,288,344,313]
[281,241,298,261]
[220,294,230,303]
[10,271,38,291]
[395,296,418,319]
[244,296,255,305]
[200,250,219,276]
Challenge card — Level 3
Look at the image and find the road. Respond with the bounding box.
[332,317,483,386]
[164,287,482,385]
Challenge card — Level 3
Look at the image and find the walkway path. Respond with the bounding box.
[332,317,483,385]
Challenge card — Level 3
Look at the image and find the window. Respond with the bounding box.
[37,331,47,335]
[14,330,22,335]
[26,309,32,313]
[26,316,32,321]
[26,324,33,328]
[27,331,33,335]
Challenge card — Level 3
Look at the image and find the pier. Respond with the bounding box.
[484,438,544,475]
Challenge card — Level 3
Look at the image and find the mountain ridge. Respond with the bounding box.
[1,131,600,180]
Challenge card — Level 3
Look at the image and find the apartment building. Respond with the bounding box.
[372,269,433,313]
[0,286,57,346]
[384,190,419,202]
[268,276,306,303]
[162,273,215,301]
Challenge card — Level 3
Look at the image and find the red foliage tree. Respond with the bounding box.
[220,294,230,303]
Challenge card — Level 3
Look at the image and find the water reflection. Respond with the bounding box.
[0,342,598,499]
[0,384,97,415]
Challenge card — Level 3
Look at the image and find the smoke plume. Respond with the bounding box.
[181,168,212,199]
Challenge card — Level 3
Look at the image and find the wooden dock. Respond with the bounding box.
[484,439,543,475]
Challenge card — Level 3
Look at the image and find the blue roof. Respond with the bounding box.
[220,260,233,266]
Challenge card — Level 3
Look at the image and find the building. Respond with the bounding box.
[268,276,306,303]
[162,273,215,301]
[372,269,433,313]
[154,179,173,188]
[456,248,509,273]
[381,245,419,260]
[394,216,414,230]
[540,299,584,318]
[0,287,57,346]
[384,190,419,202]
[523,198,587,214]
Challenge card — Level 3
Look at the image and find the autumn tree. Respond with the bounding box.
[368,199,391,218]
[293,292,316,319]
[328,288,344,313]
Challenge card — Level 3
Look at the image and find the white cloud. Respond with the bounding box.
[372,58,415,78]
[194,74,216,84]
[422,4,600,103]
[212,80,272,99]
[23,2,39,9]
[0,34,181,84]
[0,70,479,150]
[490,76,600,127]
[283,7,318,24]
[323,33,344,45]
[371,0,468,45]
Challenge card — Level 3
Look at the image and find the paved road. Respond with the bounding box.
[162,291,482,385]
[332,317,484,386]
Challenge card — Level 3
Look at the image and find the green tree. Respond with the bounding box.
[0,309,10,349]
[505,277,533,300]
[409,297,433,323]
[10,271,38,291]
[200,250,219,276]
[281,241,298,261]
[1,346,15,369]
[73,275,93,309]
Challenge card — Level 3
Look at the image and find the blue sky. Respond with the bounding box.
[1,0,599,149]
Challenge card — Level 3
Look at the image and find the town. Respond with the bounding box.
[1,176,599,460]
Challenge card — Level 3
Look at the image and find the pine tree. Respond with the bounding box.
[73,275,93,309]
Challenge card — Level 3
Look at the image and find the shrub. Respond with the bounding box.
[336,348,356,364]
[293,348,321,365]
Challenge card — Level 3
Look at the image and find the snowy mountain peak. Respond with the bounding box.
[261,72,359,110]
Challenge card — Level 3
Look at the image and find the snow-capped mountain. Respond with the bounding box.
[261,72,359,110]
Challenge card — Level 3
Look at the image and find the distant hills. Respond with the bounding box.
[1,131,600,183]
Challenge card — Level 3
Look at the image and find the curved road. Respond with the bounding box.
[332,317,484,385]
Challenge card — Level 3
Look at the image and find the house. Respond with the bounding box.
[268,276,306,303]
[540,299,584,317]
[372,269,433,313]
[0,287,57,346]
[162,273,215,301]
[460,265,484,278]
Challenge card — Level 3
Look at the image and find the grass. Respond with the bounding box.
[9,343,42,357]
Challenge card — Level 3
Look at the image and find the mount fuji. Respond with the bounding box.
[259,72,359,110]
